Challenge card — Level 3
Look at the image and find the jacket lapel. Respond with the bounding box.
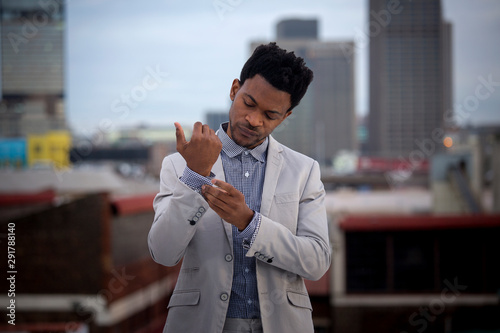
[260,135,283,217]
[211,155,233,250]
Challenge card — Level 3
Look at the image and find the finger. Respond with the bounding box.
[174,122,187,147]
[203,185,231,208]
[202,184,228,198]
[211,179,237,195]
[202,124,211,134]
[203,188,229,212]
[205,198,226,219]
[192,121,203,138]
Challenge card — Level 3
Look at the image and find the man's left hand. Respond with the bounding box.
[202,179,254,231]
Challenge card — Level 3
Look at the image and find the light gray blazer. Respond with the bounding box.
[148,135,331,333]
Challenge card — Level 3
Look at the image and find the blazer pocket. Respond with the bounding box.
[167,290,200,308]
[272,192,300,233]
[286,291,312,311]
[275,192,299,204]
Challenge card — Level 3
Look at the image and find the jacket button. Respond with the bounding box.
[225,254,233,262]
[220,293,229,301]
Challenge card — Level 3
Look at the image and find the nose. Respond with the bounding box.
[245,111,263,128]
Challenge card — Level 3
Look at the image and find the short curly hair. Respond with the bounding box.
[239,42,314,112]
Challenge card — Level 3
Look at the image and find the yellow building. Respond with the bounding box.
[27,131,71,169]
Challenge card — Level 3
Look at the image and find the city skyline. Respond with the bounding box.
[58,0,500,134]
[254,18,357,165]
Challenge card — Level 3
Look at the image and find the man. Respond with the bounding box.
[148,42,331,333]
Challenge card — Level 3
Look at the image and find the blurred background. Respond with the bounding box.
[0,0,499,332]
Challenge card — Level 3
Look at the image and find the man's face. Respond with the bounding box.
[227,74,292,149]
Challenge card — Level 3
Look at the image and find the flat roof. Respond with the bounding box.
[339,214,500,231]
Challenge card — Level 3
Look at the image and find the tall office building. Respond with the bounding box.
[0,0,66,137]
[252,19,357,165]
[205,111,229,131]
[368,0,452,157]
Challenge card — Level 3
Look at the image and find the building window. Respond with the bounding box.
[345,228,500,293]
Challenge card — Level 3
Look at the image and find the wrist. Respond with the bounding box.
[238,209,254,231]
[187,164,211,177]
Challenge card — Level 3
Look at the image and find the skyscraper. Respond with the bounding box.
[205,111,229,132]
[0,0,66,137]
[252,19,357,166]
[368,0,452,158]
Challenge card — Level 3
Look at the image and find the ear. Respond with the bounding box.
[229,78,241,101]
[283,110,292,120]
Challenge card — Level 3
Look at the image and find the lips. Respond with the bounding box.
[238,125,258,138]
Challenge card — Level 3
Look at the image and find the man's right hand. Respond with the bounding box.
[175,122,222,177]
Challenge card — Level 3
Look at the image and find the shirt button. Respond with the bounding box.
[244,171,249,178]
[225,254,233,262]
[247,299,252,305]
[244,151,249,155]
[244,267,249,273]
[220,293,229,301]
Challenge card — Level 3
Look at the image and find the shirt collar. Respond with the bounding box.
[218,122,268,162]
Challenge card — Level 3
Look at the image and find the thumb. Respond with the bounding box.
[174,122,187,149]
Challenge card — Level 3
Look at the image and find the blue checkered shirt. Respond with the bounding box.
[180,122,266,319]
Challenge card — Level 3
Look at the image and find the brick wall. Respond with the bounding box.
[112,211,154,267]
[0,192,178,332]
[1,193,111,294]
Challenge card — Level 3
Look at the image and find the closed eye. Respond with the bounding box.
[244,100,254,108]
[266,113,278,120]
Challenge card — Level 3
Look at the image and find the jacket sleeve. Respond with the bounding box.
[245,160,331,281]
[148,154,210,267]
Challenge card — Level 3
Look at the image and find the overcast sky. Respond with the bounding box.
[66,0,500,135]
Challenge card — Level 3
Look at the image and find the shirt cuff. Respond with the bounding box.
[240,212,262,250]
[180,166,215,193]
